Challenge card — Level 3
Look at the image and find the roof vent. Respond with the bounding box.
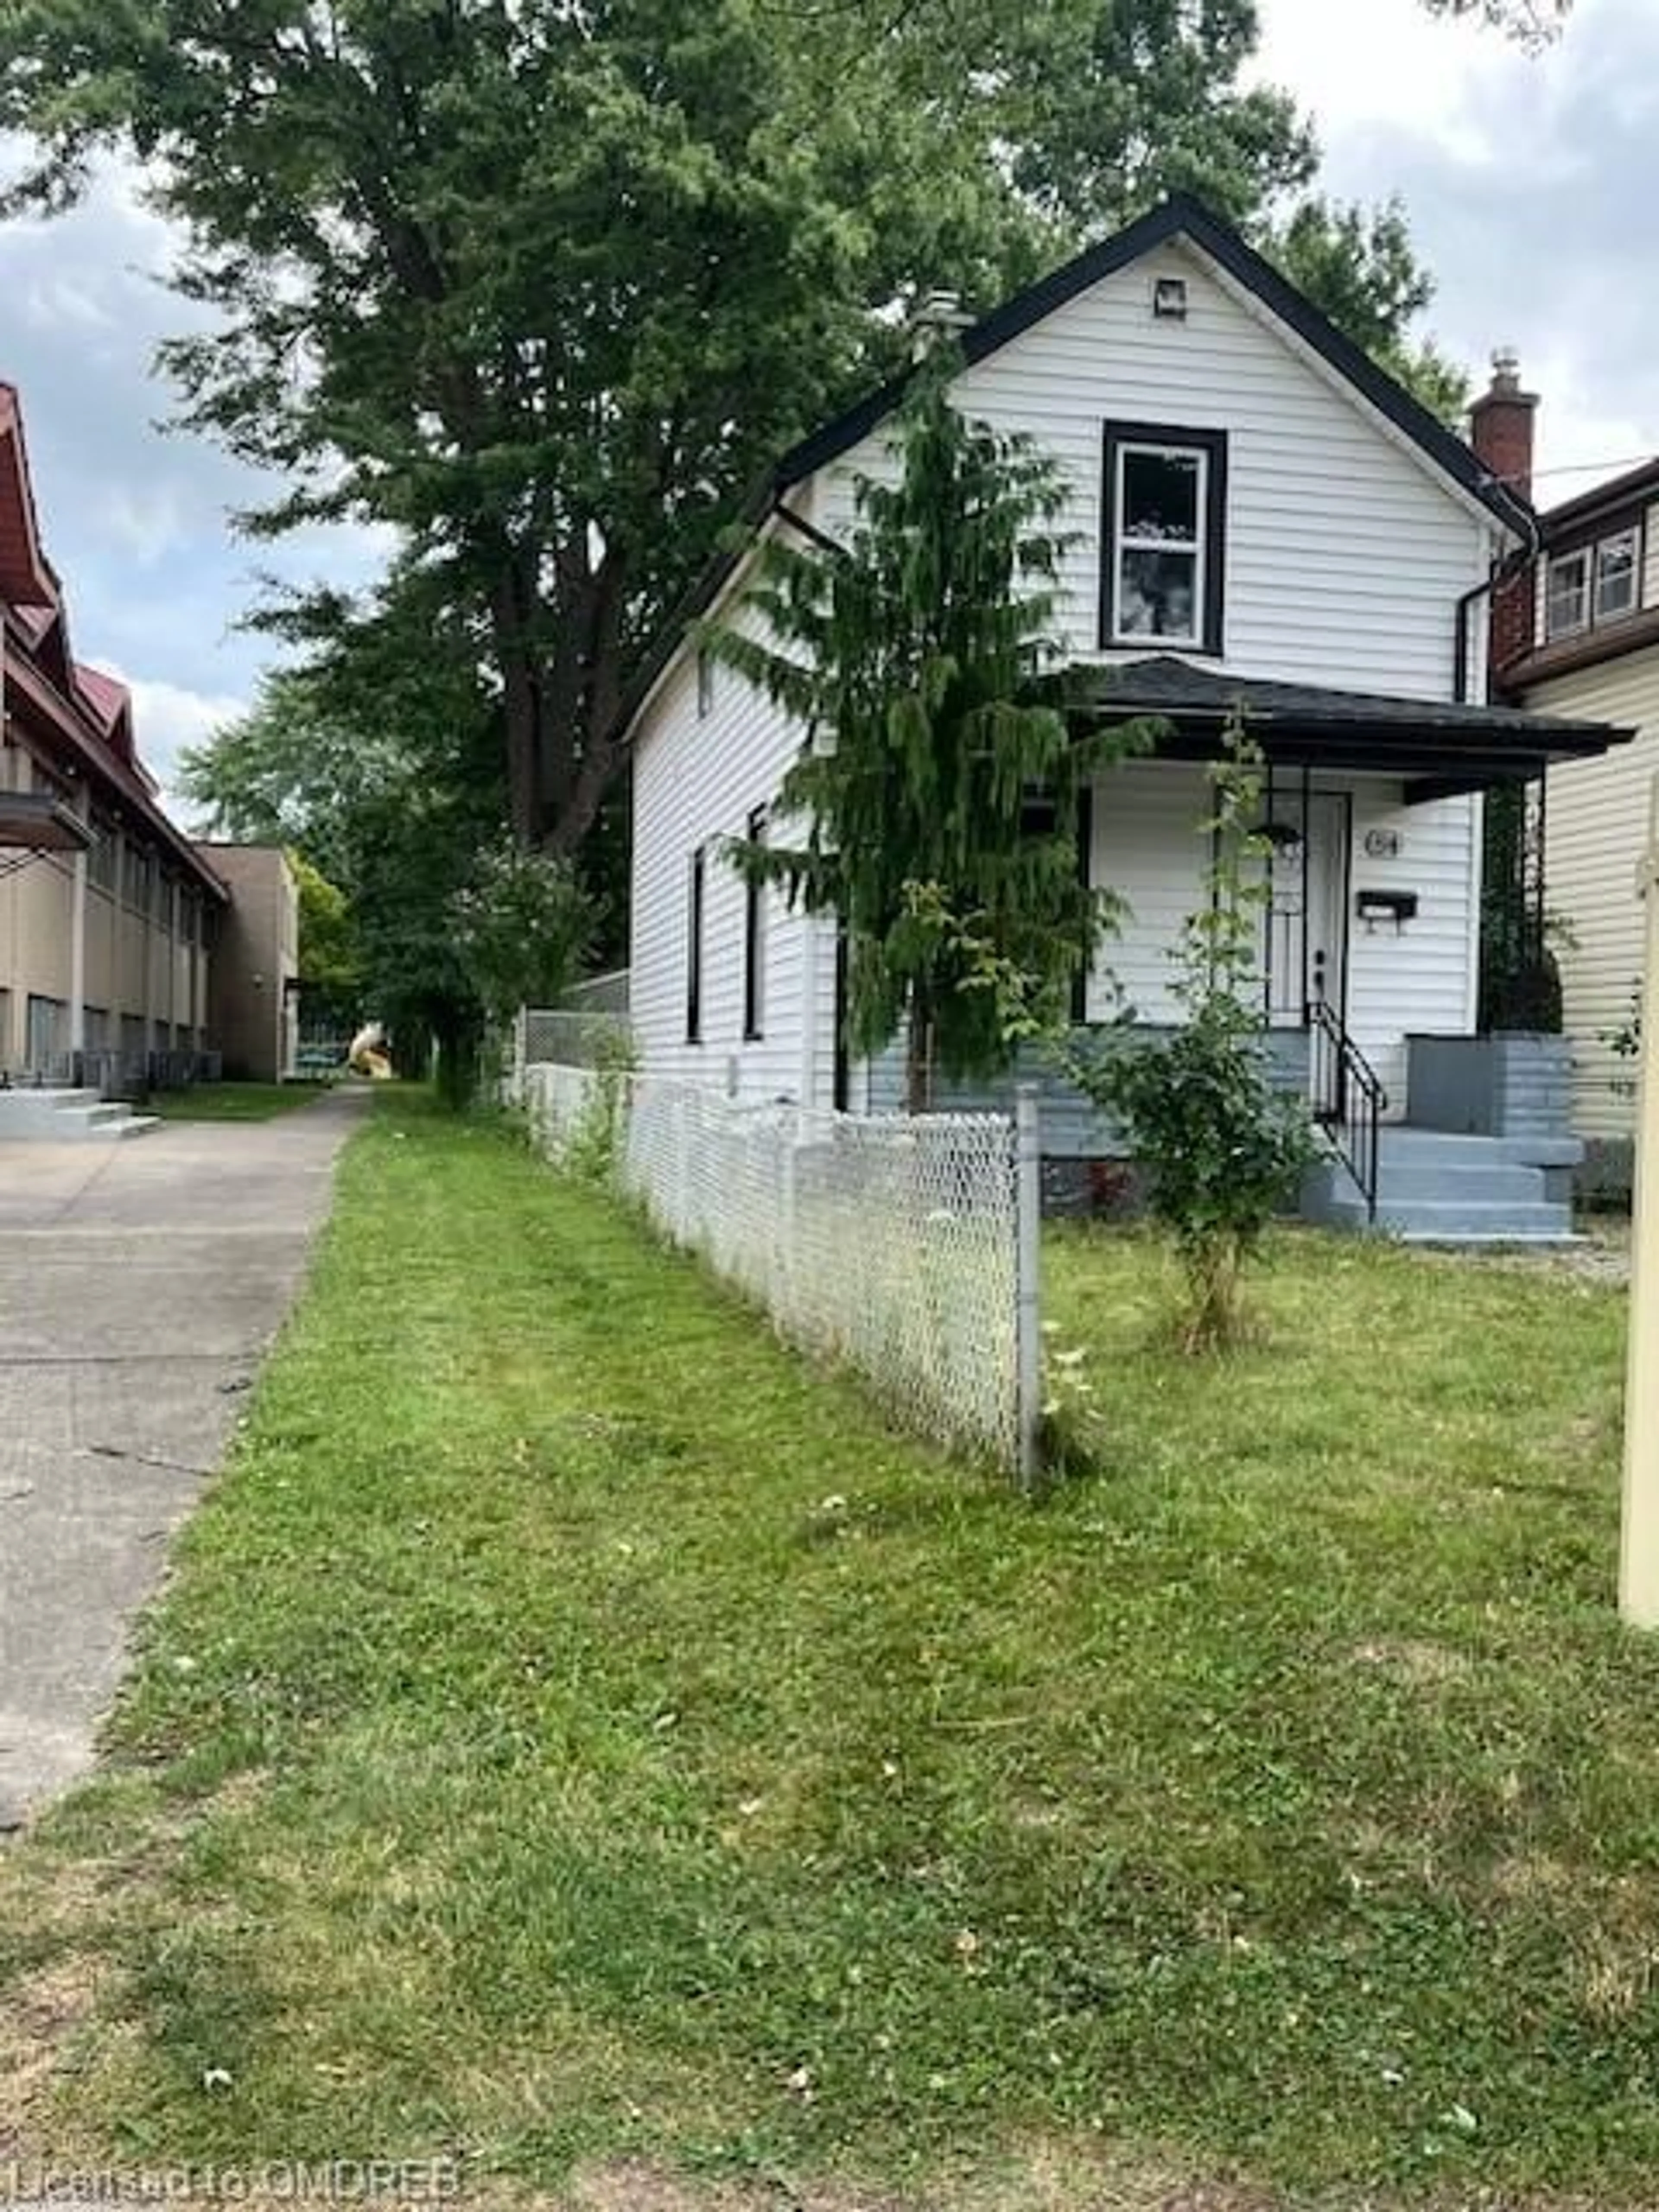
[1153,276,1189,322]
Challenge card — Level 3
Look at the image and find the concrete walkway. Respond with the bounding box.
[0,1088,369,1831]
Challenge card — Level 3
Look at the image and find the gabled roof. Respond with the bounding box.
[74,661,129,728]
[774,196,1532,535]
[1537,456,1659,544]
[0,382,57,608]
[617,194,1533,744]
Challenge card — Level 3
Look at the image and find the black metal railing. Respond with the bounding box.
[1308,1000,1387,1223]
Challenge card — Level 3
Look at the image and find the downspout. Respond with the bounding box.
[1456,506,1545,1040]
[1456,504,1543,706]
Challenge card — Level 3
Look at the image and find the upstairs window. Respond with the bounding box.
[1597,528,1639,623]
[87,815,117,893]
[696,648,715,719]
[1545,548,1589,638]
[1101,422,1228,655]
[1546,522,1644,641]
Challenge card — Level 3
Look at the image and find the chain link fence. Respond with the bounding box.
[519,1060,613,1166]
[520,1007,632,1069]
[511,1031,1039,1475]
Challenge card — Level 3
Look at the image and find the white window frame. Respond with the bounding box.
[1596,528,1639,624]
[1110,439,1208,649]
[1545,547,1590,640]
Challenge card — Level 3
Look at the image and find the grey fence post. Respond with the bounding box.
[1015,1083,1042,1487]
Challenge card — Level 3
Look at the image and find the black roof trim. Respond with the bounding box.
[1060,655,1633,764]
[773,194,1534,536]
[616,193,1535,747]
[1538,456,1659,544]
[610,475,777,753]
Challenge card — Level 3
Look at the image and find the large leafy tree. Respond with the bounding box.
[0,0,1483,870]
[710,364,1153,1112]
[179,578,520,1089]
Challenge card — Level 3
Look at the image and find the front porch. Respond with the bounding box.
[884,658,1634,1242]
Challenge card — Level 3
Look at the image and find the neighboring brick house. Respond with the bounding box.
[1481,364,1659,1180]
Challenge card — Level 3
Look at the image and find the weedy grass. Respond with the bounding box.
[148,1081,332,1122]
[0,1093,1651,2208]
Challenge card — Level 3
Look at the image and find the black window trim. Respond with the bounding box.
[742,806,766,1042]
[686,844,706,1045]
[1100,420,1229,658]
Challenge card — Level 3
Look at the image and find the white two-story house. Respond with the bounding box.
[617,195,1630,1240]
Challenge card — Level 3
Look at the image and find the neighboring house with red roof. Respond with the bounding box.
[0,380,296,1103]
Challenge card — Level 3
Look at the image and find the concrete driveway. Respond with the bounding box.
[0,1088,369,1830]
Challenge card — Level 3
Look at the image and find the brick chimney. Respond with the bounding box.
[1471,349,1540,676]
[1471,347,1538,502]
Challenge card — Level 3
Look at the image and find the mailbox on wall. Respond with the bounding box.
[1356,888,1418,930]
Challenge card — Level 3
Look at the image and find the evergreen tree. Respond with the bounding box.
[708,362,1153,1112]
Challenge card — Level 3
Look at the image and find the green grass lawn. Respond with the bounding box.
[1,1094,1653,2206]
[148,1080,336,1122]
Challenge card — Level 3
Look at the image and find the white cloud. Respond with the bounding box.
[97,484,193,568]
[21,276,117,333]
[87,663,248,824]
[1252,0,1506,146]
[1253,0,1659,502]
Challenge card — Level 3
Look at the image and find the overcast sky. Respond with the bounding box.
[0,0,1649,813]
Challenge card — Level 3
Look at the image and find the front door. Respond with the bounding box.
[1259,790,1349,1029]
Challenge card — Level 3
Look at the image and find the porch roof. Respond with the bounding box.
[1060,656,1635,802]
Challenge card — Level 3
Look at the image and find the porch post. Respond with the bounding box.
[1620,775,1659,1627]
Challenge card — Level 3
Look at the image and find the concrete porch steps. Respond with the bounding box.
[0,1086,160,1142]
[1303,1125,1579,1246]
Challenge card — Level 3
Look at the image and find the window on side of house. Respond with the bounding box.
[686,845,706,1044]
[1596,528,1639,623]
[1545,547,1590,639]
[121,839,151,912]
[1101,423,1227,654]
[88,816,117,893]
[696,649,715,719]
[1546,521,1646,642]
[742,807,766,1042]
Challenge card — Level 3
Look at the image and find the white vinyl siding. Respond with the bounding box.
[629,566,837,1107]
[629,234,1497,1112]
[819,238,1494,698]
[1082,760,1476,1113]
[1344,779,1480,1114]
[1084,763,1207,1023]
[1526,645,1659,1138]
